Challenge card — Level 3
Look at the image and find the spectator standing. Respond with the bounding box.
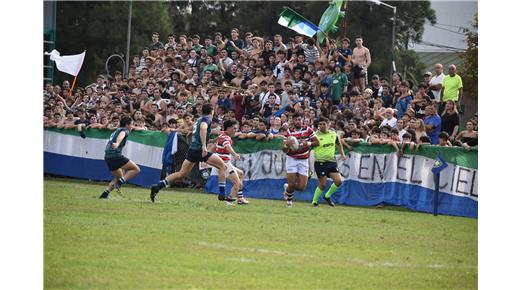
[273,34,287,53]
[424,104,442,144]
[441,64,463,108]
[301,38,320,64]
[429,63,445,103]
[351,36,371,91]
[337,37,352,68]
[395,81,413,118]
[149,32,164,50]
[225,28,244,56]
[164,34,176,50]
[330,65,348,105]
[204,36,218,57]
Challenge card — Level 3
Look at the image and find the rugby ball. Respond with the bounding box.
[287,136,299,151]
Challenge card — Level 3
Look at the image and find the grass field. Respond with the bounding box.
[44,177,477,289]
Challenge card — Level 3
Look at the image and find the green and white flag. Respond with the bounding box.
[278,7,320,37]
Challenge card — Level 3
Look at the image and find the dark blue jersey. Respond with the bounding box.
[105,128,130,157]
[190,116,212,150]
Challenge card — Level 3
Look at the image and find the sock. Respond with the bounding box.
[286,190,294,201]
[100,189,109,198]
[157,179,169,190]
[312,187,323,204]
[118,177,126,184]
[218,182,226,197]
[237,190,244,199]
[325,183,338,198]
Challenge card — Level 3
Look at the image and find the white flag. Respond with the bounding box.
[45,49,86,76]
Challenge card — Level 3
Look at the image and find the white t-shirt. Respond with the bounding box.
[380,117,397,128]
[429,73,445,102]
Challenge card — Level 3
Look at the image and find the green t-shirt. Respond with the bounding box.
[331,73,347,101]
[193,44,203,53]
[205,45,217,57]
[314,130,338,162]
[203,63,218,73]
[442,74,463,102]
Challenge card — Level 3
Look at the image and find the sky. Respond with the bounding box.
[411,0,478,52]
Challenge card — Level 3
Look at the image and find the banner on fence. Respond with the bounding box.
[205,139,478,218]
[43,129,477,217]
[44,128,168,187]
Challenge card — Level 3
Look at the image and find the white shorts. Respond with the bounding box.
[286,156,309,176]
[224,160,238,178]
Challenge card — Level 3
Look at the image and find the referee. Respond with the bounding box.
[311,117,347,206]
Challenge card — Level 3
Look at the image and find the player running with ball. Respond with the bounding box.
[282,112,320,207]
[214,119,249,205]
[99,116,141,199]
[150,103,230,202]
[311,117,347,206]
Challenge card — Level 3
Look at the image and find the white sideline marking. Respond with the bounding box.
[197,241,315,258]
[347,258,477,270]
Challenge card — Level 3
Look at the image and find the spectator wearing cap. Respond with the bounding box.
[370,74,382,99]
[429,63,445,104]
[422,71,436,100]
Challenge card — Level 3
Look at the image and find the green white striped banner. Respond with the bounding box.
[44,128,168,169]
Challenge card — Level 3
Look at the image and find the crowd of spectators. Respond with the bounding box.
[43,29,478,151]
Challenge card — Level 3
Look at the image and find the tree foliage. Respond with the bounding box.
[458,13,478,101]
[53,1,435,87]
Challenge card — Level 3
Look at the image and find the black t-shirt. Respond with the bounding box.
[263,104,276,118]
[225,38,244,55]
[224,71,236,83]
[261,50,274,66]
[245,94,260,116]
[441,111,459,135]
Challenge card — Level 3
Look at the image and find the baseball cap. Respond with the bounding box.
[371,74,380,80]
[424,71,432,76]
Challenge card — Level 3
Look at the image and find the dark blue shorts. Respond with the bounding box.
[186,149,213,163]
[105,156,130,171]
[314,161,339,178]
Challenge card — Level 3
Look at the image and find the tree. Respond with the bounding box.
[458,13,478,103]
[52,1,435,87]
[54,1,173,87]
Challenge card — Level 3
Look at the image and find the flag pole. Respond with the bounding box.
[69,75,78,97]
[433,173,439,216]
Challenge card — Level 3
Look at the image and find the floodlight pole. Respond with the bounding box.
[368,0,396,83]
[125,0,133,78]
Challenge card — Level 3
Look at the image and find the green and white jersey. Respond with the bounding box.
[314,130,338,162]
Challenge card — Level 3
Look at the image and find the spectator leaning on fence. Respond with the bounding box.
[43,29,476,155]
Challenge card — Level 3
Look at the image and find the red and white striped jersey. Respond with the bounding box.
[284,126,317,159]
[215,134,233,161]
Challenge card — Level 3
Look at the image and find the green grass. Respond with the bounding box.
[44,177,477,289]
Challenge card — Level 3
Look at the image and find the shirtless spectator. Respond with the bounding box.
[351,36,371,91]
